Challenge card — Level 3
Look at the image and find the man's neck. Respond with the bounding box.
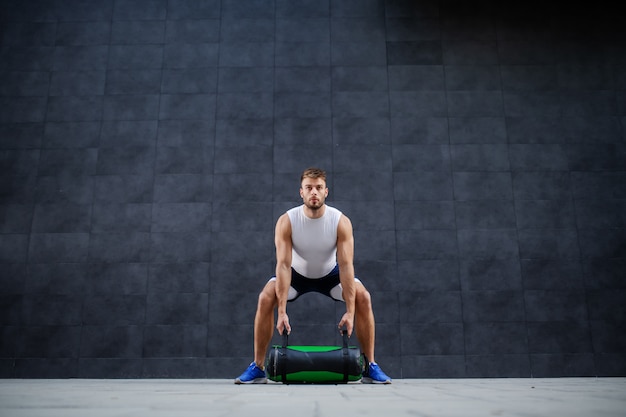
[302,203,326,219]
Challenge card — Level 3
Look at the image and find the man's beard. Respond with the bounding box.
[304,199,323,210]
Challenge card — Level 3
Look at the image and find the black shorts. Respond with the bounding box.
[269,264,360,302]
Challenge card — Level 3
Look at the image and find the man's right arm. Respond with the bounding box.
[274,213,292,335]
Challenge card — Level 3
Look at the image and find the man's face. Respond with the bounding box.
[300,177,328,210]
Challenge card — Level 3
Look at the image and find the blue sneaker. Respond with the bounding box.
[362,362,391,384]
[234,362,267,384]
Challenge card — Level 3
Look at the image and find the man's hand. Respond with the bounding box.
[338,312,354,337]
[276,313,291,335]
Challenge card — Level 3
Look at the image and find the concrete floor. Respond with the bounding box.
[1,378,625,417]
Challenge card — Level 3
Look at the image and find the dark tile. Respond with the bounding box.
[396,230,457,260]
[211,202,273,231]
[96,146,155,175]
[389,91,446,117]
[517,229,580,259]
[151,202,211,232]
[331,42,387,66]
[157,120,215,147]
[530,353,595,377]
[150,232,212,262]
[220,18,274,42]
[35,175,94,204]
[166,0,221,19]
[276,67,331,92]
[334,144,392,173]
[332,66,388,92]
[31,203,91,233]
[82,295,146,325]
[78,358,143,378]
[524,290,588,321]
[163,43,219,68]
[465,322,528,354]
[462,290,525,322]
[275,18,330,42]
[388,64,444,90]
[43,121,100,149]
[400,323,464,355]
[107,45,163,69]
[459,259,522,291]
[143,325,207,357]
[148,262,210,293]
[218,42,274,67]
[0,203,33,233]
[401,355,466,378]
[396,259,460,291]
[94,174,153,204]
[55,21,111,46]
[13,358,79,378]
[0,71,50,96]
[21,294,83,325]
[153,174,212,203]
[451,144,510,171]
[111,21,165,44]
[38,149,98,176]
[332,117,389,145]
[331,17,386,42]
[146,293,208,324]
[395,201,456,230]
[103,95,160,121]
[155,146,213,174]
[80,325,143,357]
[52,46,109,70]
[445,65,501,90]
[453,172,513,200]
[165,19,219,43]
[447,91,504,117]
[274,92,331,118]
[113,0,167,20]
[0,123,44,149]
[88,232,150,262]
[91,203,152,232]
[16,326,81,357]
[86,263,148,294]
[142,358,208,378]
[457,229,519,259]
[390,116,448,144]
[0,97,47,123]
[442,40,499,65]
[399,291,462,323]
[449,117,507,144]
[211,231,272,263]
[218,67,274,93]
[27,233,89,263]
[455,200,516,230]
[392,144,450,172]
[216,93,272,119]
[275,42,330,66]
[105,70,162,94]
[44,96,103,122]
[527,321,592,353]
[393,171,453,201]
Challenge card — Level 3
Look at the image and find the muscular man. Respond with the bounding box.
[235,167,391,384]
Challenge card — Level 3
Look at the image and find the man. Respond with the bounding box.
[235,167,391,384]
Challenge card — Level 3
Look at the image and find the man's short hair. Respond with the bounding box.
[301,167,326,183]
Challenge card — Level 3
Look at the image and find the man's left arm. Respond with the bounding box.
[337,214,356,336]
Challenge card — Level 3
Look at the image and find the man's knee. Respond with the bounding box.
[257,286,276,311]
[355,287,372,310]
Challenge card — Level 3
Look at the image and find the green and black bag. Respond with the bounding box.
[266,329,364,384]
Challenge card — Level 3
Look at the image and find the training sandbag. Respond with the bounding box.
[266,329,364,384]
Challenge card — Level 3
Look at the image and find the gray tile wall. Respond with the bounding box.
[1,0,625,378]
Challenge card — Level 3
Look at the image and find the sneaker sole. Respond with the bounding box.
[234,377,268,385]
[361,377,391,384]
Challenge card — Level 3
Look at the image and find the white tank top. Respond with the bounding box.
[287,204,342,278]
